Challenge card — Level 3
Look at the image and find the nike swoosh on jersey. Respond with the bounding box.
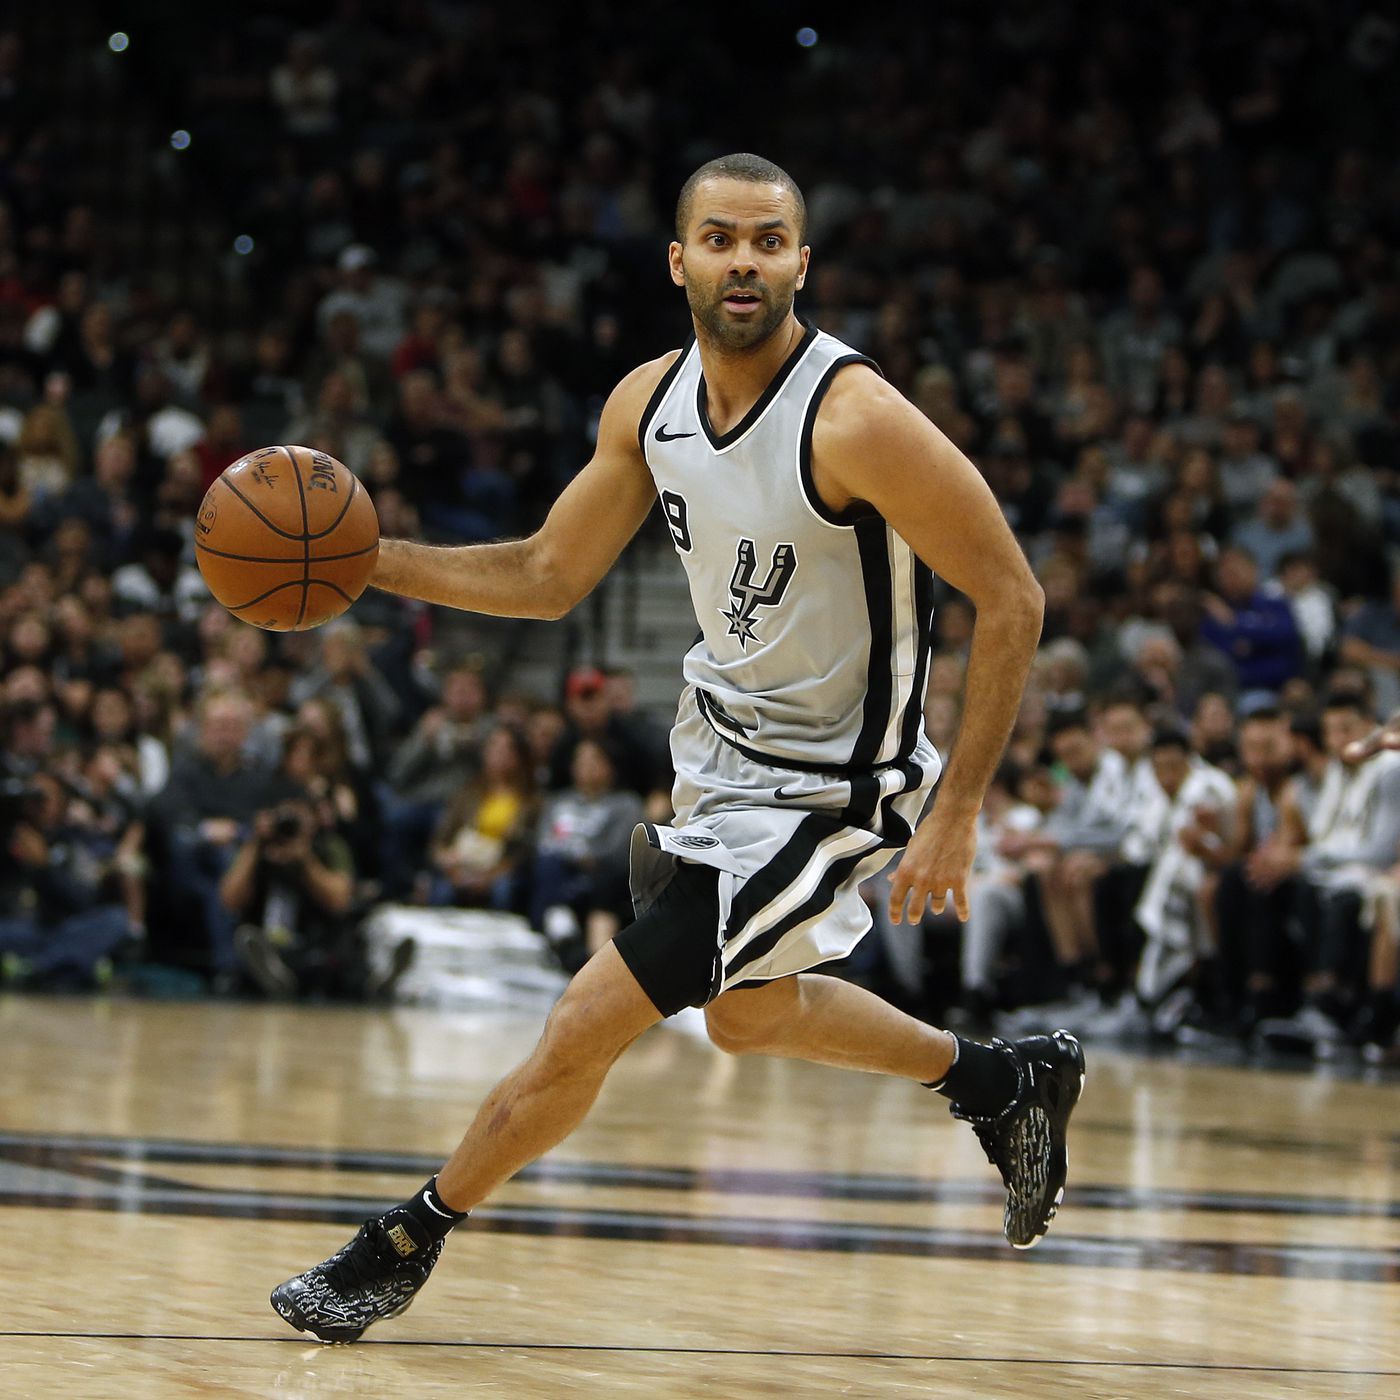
[655,423,697,441]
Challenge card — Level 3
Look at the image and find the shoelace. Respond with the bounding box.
[321,1225,393,1294]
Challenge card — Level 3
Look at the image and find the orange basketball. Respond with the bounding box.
[194,445,379,631]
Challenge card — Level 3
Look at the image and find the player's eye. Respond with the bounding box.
[762,237,781,250]
[707,233,728,247]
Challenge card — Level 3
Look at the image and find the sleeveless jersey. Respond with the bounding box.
[638,323,935,774]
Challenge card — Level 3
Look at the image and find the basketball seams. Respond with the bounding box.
[220,475,305,541]
[194,540,380,565]
[282,444,311,628]
[226,578,358,613]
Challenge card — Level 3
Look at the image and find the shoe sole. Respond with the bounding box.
[270,1287,413,1344]
[1010,1030,1085,1251]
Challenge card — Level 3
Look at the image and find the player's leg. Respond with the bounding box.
[270,940,662,1342]
[434,940,659,1209]
[705,972,955,1080]
[706,973,1083,1250]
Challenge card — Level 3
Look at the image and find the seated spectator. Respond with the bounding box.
[1230,478,1314,582]
[0,771,136,989]
[111,526,209,629]
[289,619,401,772]
[1213,707,1305,1032]
[1199,546,1304,696]
[1009,712,1133,1005]
[547,665,657,798]
[219,764,379,1002]
[151,691,276,982]
[426,725,538,911]
[1269,552,1336,668]
[1338,563,1400,719]
[948,761,1061,1024]
[1130,729,1237,1025]
[531,738,643,967]
[1256,694,1400,1053]
[381,663,490,897]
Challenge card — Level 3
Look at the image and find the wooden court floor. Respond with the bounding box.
[2,993,1398,1399]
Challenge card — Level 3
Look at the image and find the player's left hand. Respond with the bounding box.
[887,806,976,924]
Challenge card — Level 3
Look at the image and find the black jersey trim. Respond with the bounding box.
[897,562,936,762]
[849,518,897,771]
[696,689,896,777]
[797,354,883,527]
[696,322,819,452]
[637,346,691,465]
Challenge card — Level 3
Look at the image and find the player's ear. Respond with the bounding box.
[795,244,810,291]
[668,241,685,287]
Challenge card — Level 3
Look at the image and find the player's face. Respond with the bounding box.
[670,178,809,351]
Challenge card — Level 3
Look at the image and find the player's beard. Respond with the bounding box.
[685,270,795,352]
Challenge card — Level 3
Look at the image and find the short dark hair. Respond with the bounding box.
[1150,727,1191,754]
[1046,710,1091,741]
[675,153,808,242]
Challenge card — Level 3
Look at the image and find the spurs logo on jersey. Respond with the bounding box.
[722,539,797,648]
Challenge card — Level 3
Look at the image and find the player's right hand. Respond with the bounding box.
[1343,712,1400,764]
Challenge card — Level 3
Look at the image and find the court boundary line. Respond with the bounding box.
[0,1331,1395,1375]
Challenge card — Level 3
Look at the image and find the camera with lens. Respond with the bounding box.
[0,776,42,836]
[269,805,305,843]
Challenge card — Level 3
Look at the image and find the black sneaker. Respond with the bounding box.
[949,1030,1085,1249]
[270,1213,443,1343]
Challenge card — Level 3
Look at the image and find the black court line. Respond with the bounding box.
[0,1332,1394,1376]
[2,1131,1398,1222]
[5,1180,1400,1283]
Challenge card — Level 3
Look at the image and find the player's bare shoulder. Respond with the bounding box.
[596,349,687,459]
[809,362,926,509]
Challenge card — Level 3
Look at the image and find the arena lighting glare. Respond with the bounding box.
[108,32,129,52]
[796,27,818,47]
[170,130,191,151]
[234,235,254,255]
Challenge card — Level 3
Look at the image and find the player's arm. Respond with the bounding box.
[813,367,1044,922]
[370,354,676,619]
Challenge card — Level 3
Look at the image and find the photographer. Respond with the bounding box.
[218,795,362,1000]
[0,772,135,989]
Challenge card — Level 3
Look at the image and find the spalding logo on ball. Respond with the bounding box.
[195,445,380,631]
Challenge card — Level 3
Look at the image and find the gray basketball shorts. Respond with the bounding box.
[613,687,941,1017]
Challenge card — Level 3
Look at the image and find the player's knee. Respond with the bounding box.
[704,983,796,1055]
[534,996,623,1078]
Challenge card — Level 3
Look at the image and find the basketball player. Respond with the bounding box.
[271,154,1084,1343]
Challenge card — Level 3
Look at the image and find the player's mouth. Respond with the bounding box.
[722,290,763,313]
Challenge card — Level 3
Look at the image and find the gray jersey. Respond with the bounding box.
[639,324,935,773]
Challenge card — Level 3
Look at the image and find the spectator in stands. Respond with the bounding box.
[381,663,491,897]
[1213,707,1303,1033]
[1231,478,1314,582]
[427,725,538,911]
[217,722,391,1000]
[153,691,275,982]
[531,737,642,968]
[1256,694,1400,1053]
[547,665,656,798]
[1127,729,1237,1030]
[289,619,400,772]
[0,771,136,988]
[1338,563,1400,718]
[1199,546,1305,695]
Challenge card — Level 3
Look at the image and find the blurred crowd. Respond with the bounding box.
[1,4,1399,1058]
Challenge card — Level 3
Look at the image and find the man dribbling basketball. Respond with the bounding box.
[271,153,1084,1343]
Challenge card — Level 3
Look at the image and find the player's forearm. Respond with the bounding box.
[370,536,570,620]
[936,588,1044,816]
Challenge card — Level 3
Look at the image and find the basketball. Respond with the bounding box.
[194,445,379,632]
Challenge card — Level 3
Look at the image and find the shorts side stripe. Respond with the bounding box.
[724,826,884,963]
